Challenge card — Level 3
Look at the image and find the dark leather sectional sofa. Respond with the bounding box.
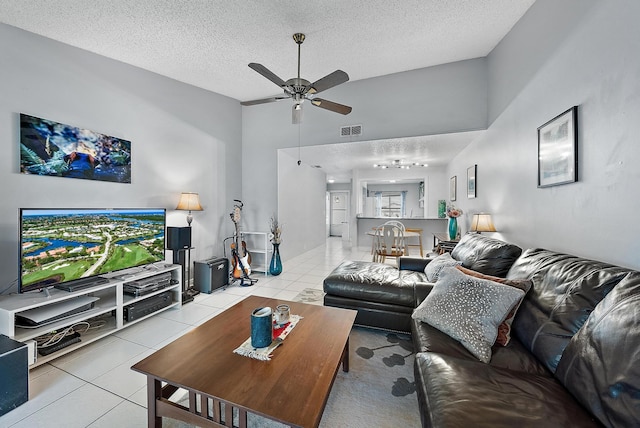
[323,233,640,427]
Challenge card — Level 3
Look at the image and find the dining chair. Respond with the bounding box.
[370,221,406,255]
[383,220,405,231]
[373,223,406,263]
[384,220,410,255]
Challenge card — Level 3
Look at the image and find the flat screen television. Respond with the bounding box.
[19,208,166,293]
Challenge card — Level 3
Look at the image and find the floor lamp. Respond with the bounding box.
[175,192,203,303]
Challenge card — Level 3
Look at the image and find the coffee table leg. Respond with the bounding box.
[342,337,350,372]
[147,377,162,427]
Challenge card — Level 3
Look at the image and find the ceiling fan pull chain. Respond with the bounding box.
[297,122,302,166]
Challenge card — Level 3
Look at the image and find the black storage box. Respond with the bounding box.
[0,335,28,416]
[194,257,229,293]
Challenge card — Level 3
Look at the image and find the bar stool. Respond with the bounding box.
[405,228,424,257]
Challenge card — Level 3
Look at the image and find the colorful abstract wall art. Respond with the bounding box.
[20,113,131,183]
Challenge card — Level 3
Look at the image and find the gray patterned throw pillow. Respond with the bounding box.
[424,252,461,282]
[412,267,525,363]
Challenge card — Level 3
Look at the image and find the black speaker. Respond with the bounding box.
[0,335,28,416]
[166,226,192,250]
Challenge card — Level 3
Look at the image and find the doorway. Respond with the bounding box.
[328,191,349,237]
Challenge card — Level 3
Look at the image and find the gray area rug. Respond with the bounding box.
[166,326,420,427]
[319,326,420,427]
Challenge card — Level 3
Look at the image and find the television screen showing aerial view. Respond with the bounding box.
[20,209,165,291]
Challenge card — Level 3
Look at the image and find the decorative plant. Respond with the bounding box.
[446,205,463,218]
[269,215,282,244]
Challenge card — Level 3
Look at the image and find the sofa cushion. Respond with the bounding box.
[506,248,630,373]
[555,271,640,428]
[414,352,600,427]
[324,294,415,332]
[424,252,460,282]
[323,260,427,307]
[411,318,551,375]
[457,266,532,346]
[451,233,522,277]
[412,267,524,363]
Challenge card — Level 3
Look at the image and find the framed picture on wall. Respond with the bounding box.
[467,165,477,199]
[538,106,578,188]
[450,176,457,201]
[19,113,132,183]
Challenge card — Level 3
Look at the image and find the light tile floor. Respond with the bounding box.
[1,238,379,428]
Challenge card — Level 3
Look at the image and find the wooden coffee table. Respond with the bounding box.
[132,295,357,428]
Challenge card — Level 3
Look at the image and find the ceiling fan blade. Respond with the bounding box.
[248,63,287,88]
[311,98,352,115]
[307,70,349,94]
[241,96,289,106]
[292,103,303,124]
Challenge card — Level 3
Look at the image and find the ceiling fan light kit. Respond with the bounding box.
[242,33,352,124]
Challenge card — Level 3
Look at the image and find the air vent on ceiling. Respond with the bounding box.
[340,124,362,137]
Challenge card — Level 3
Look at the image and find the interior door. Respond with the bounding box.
[329,191,349,237]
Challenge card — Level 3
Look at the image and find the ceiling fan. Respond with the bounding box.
[241,33,352,124]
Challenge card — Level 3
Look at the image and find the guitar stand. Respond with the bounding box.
[232,248,257,287]
[239,276,258,287]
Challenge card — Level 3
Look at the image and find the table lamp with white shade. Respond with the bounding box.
[470,213,496,233]
[175,192,203,226]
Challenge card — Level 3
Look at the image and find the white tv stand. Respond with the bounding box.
[0,263,182,368]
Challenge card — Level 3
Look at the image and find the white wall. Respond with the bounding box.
[0,24,242,293]
[242,58,488,249]
[327,183,351,192]
[426,167,448,219]
[277,151,327,259]
[448,0,640,269]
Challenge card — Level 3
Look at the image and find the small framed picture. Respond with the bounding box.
[450,176,457,201]
[538,106,578,188]
[467,165,477,199]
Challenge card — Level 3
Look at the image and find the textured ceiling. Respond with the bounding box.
[0,0,535,102]
[0,1,535,182]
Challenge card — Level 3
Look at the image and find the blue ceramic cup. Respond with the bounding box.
[251,307,273,348]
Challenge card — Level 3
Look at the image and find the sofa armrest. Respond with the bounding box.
[414,281,434,305]
[399,256,431,272]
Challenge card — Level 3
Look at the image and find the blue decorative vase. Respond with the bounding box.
[269,243,282,276]
[448,217,458,240]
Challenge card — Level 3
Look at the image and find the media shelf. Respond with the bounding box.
[0,263,182,368]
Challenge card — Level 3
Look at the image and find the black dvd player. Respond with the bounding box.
[123,272,172,296]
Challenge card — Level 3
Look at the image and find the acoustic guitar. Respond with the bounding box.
[230,200,252,281]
